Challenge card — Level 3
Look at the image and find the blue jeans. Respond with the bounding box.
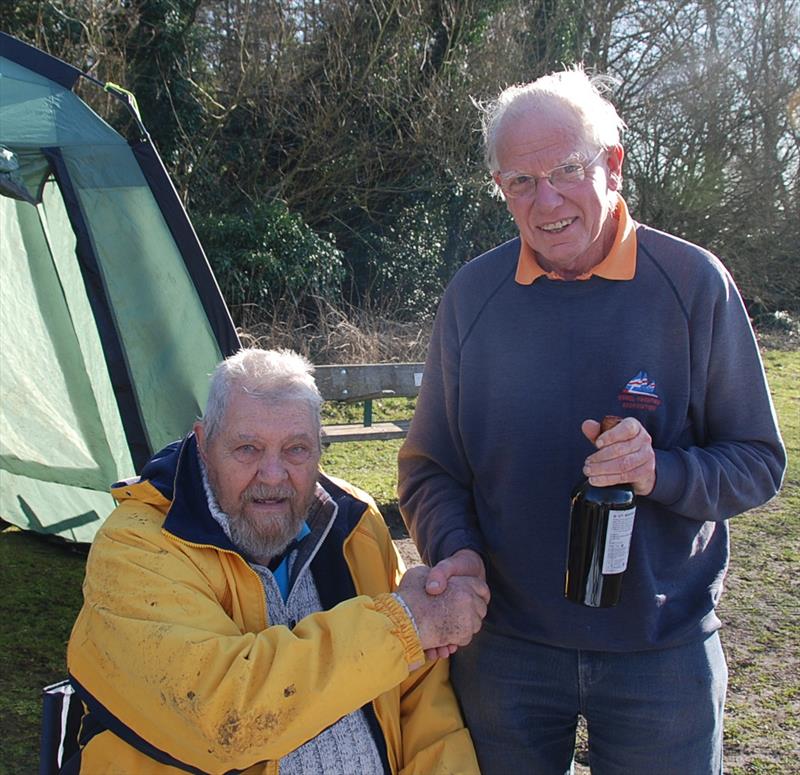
[451,628,727,775]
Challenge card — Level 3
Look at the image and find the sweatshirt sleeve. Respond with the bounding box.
[67,509,424,773]
[398,284,486,565]
[648,255,786,520]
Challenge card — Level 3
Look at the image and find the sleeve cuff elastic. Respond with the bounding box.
[391,592,419,635]
[374,593,424,668]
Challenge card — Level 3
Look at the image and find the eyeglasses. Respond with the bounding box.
[496,149,605,199]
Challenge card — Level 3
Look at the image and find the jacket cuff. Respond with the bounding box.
[374,593,425,667]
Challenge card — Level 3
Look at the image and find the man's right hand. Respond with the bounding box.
[417,548,488,660]
[396,565,489,656]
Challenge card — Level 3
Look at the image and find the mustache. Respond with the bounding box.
[242,484,296,502]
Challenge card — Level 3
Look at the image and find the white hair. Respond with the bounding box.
[481,65,627,174]
[201,348,323,442]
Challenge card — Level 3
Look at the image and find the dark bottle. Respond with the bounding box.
[564,416,636,608]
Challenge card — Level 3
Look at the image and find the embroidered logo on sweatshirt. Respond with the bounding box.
[618,371,662,411]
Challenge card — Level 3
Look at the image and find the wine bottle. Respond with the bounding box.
[564,416,636,608]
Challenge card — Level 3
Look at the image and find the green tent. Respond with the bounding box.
[0,33,240,542]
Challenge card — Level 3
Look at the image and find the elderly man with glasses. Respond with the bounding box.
[398,67,785,774]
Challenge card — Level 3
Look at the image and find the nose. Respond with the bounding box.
[256,450,289,485]
[533,177,563,210]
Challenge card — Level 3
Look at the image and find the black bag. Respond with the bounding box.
[40,679,82,775]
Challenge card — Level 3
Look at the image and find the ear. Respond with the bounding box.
[193,421,208,462]
[606,145,624,190]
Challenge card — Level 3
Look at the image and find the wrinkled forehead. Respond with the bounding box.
[221,390,320,434]
[495,109,592,171]
[507,88,596,133]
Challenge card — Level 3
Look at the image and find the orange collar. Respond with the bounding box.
[514,196,637,284]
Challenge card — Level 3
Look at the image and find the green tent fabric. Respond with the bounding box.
[0,33,240,542]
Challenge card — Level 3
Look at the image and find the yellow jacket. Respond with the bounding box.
[66,436,478,774]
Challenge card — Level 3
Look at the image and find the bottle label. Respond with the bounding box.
[602,506,636,574]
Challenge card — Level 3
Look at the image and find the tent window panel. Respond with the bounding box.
[42,180,134,477]
[69,150,222,448]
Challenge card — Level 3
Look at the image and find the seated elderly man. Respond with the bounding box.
[66,348,486,774]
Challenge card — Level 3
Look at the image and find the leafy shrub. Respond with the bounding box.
[196,200,345,326]
[351,185,514,318]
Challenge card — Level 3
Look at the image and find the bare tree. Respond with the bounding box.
[607,0,799,310]
[4,0,797,315]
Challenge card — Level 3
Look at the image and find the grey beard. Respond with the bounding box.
[198,454,306,565]
[226,507,305,566]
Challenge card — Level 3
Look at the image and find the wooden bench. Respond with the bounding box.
[315,362,424,443]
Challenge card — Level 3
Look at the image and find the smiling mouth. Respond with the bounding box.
[539,217,576,234]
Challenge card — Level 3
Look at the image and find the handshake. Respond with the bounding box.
[395,549,490,663]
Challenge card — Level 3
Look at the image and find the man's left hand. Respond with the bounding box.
[581,416,656,496]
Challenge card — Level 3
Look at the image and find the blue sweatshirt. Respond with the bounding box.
[398,223,786,652]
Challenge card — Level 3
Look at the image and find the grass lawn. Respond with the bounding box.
[1,350,797,774]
